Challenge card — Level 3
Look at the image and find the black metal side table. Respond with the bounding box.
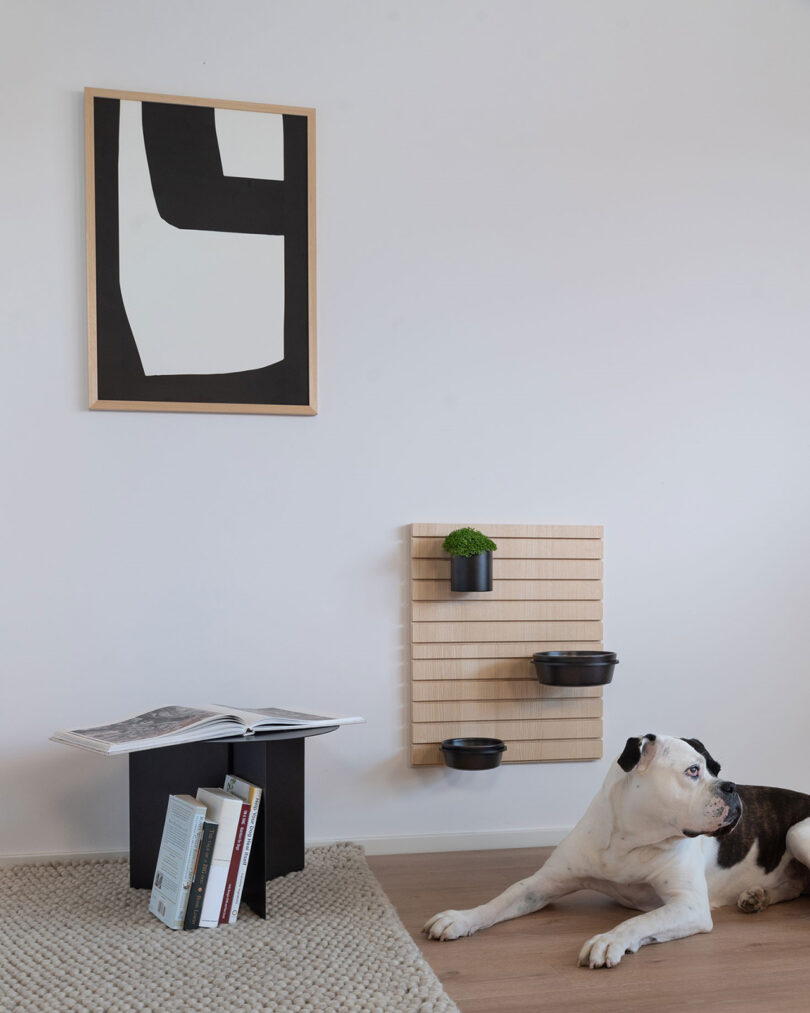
[128,725,338,918]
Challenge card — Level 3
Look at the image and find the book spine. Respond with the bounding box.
[196,789,246,928]
[148,796,206,930]
[227,789,261,923]
[183,822,218,930]
[177,814,206,929]
[219,802,250,924]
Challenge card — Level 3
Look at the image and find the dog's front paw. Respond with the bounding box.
[578,932,634,969]
[423,909,477,941]
[737,887,769,913]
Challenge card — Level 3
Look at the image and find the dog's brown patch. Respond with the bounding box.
[717,785,810,874]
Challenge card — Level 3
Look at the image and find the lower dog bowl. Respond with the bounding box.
[532,650,618,686]
[440,737,506,770]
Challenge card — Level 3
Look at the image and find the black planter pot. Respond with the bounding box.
[532,650,619,687]
[450,551,493,592]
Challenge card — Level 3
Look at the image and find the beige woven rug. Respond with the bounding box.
[0,842,458,1013]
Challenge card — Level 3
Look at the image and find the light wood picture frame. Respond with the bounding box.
[85,88,317,415]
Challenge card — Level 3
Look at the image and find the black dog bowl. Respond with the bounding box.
[440,737,506,770]
[532,650,618,687]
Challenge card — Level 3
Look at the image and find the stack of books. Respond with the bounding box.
[148,774,262,931]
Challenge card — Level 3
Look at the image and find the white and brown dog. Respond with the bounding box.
[424,733,810,968]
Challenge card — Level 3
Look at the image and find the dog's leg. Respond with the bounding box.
[736,876,804,911]
[577,888,712,969]
[424,864,578,941]
[736,816,810,912]
[786,816,810,873]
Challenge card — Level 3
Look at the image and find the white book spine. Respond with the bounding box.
[223,777,262,924]
[195,789,245,929]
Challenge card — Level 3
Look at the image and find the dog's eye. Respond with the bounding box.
[685,764,700,779]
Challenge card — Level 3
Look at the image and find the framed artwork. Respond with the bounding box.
[84,88,317,415]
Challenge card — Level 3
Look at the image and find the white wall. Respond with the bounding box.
[2,0,810,859]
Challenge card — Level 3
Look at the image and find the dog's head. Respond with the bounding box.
[614,733,742,839]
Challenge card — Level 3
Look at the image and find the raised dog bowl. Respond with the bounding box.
[532,650,618,687]
[439,737,506,770]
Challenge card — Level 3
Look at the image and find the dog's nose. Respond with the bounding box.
[718,781,737,795]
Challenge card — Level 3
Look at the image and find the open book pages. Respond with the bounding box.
[50,705,364,755]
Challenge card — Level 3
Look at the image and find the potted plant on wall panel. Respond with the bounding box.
[442,527,498,592]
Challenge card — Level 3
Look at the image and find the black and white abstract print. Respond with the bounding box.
[89,92,314,411]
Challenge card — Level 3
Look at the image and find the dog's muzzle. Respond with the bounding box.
[683,780,742,838]
[709,781,742,837]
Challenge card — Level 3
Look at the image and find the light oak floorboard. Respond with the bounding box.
[368,847,810,1013]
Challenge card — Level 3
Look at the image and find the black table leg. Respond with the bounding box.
[231,736,305,918]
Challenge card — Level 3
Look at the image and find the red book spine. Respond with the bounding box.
[219,802,250,924]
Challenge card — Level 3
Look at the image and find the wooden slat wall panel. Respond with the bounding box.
[413,579,603,601]
[412,738,603,766]
[413,538,602,559]
[411,657,600,681]
[413,559,602,580]
[410,522,604,765]
[413,601,603,623]
[412,523,603,539]
[411,636,599,660]
[415,644,603,668]
[413,717,602,743]
[413,679,603,701]
[413,620,603,643]
[413,698,602,722]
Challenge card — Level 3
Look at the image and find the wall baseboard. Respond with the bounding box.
[0,826,572,867]
[309,826,572,855]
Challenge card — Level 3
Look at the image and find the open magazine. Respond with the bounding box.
[50,705,364,756]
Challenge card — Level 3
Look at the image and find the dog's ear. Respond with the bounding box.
[681,737,721,777]
[617,733,657,772]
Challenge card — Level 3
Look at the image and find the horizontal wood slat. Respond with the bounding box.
[412,579,603,601]
[412,698,602,722]
[412,678,603,700]
[411,738,603,765]
[411,657,602,680]
[412,640,603,660]
[410,522,604,766]
[413,537,602,560]
[413,620,603,644]
[412,523,603,539]
[413,558,603,581]
[413,601,603,623]
[412,717,602,743]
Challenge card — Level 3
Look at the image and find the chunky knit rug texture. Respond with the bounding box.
[0,842,458,1013]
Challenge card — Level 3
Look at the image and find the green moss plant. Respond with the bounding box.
[442,527,498,558]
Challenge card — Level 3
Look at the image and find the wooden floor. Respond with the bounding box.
[368,847,810,1013]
